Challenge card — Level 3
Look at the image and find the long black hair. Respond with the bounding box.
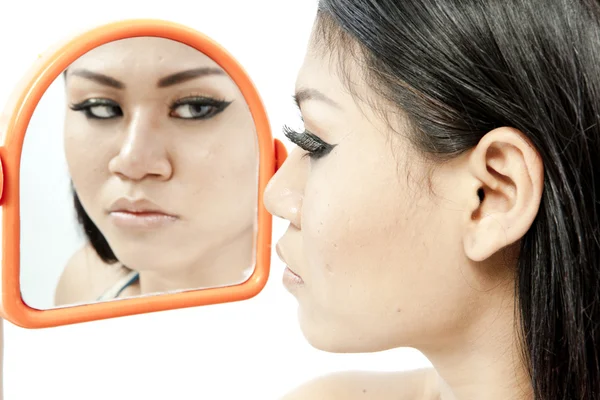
[72,186,119,264]
[314,0,600,399]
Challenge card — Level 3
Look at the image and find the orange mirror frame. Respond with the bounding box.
[0,19,287,329]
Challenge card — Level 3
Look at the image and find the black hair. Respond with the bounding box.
[72,185,119,264]
[315,0,600,399]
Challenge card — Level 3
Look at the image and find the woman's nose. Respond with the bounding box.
[263,148,306,229]
[108,111,172,181]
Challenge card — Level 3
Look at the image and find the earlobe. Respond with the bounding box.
[463,127,544,262]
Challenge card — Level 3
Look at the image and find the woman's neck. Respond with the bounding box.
[424,288,533,400]
[135,227,256,295]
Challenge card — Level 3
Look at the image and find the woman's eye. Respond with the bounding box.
[69,99,122,120]
[171,103,216,119]
[86,105,121,119]
[282,125,335,160]
[170,97,231,120]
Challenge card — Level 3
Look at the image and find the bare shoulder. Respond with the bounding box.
[54,244,126,306]
[281,368,440,400]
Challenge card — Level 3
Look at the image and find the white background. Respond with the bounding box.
[0,1,431,399]
[20,76,82,310]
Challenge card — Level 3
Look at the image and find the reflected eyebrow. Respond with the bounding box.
[69,69,124,89]
[293,88,340,109]
[67,67,227,89]
[157,67,226,87]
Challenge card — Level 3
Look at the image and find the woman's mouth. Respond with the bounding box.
[109,211,177,229]
[283,266,304,289]
[108,198,178,229]
[276,243,305,289]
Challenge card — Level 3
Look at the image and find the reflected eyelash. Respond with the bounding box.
[282,125,335,159]
[168,96,232,120]
[69,96,232,121]
[169,96,231,110]
[69,98,122,119]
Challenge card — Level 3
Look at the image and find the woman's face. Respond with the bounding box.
[264,32,503,353]
[63,37,258,272]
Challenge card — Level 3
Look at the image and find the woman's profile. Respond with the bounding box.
[55,37,259,306]
[265,1,600,399]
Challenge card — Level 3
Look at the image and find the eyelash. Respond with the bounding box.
[68,96,232,121]
[282,125,335,160]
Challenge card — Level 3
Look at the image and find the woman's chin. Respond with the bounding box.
[298,309,398,354]
[300,328,370,354]
[111,249,171,272]
[298,312,358,353]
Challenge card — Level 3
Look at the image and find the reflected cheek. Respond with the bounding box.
[64,126,111,169]
[64,136,111,214]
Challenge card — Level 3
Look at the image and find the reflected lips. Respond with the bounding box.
[276,243,305,289]
[108,198,177,229]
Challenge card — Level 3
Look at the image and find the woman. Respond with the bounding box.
[55,37,259,305]
[264,1,600,399]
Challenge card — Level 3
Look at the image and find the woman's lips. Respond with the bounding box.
[109,211,177,229]
[108,198,178,229]
[276,243,305,288]
[283,266,304,288]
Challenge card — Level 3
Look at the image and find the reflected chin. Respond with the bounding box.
[106,243,173,271]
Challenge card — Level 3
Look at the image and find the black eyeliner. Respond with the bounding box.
[169,96,232,120]
[171,96,231,109]
[69,98,119,111]
[69,98,122,119]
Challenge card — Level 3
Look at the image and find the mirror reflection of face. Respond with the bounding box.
[62,37,258,294]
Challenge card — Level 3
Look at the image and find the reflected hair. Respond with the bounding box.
[63,69,119,265]
[315,0,600,399]
[72,186,119,264]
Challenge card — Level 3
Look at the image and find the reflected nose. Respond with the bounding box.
[263,148,307,229]
[108,110,172,181]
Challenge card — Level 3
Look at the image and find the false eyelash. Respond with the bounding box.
[282,125,335,159]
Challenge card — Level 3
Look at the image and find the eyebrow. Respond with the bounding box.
[68,67,227,89]
[69,69,124,89]
[157,67,226,87]
[293,88,341,109]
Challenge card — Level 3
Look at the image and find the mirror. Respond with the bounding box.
[20,36,259,310]
[0,19,286,328]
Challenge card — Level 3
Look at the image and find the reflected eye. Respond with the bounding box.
[69,98,122,120]
[170,96,232,120]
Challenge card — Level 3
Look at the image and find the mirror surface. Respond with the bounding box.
[20,37,259,310]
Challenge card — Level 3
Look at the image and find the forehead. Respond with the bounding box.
[68,37,221,74]
[295,33,370,115]
[296,32,338,89]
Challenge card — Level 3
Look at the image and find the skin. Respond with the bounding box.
[264,25,544,400]
[55,37,259,305]
[281,369,443,400]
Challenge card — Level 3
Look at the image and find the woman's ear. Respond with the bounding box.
[463,127,544,262]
